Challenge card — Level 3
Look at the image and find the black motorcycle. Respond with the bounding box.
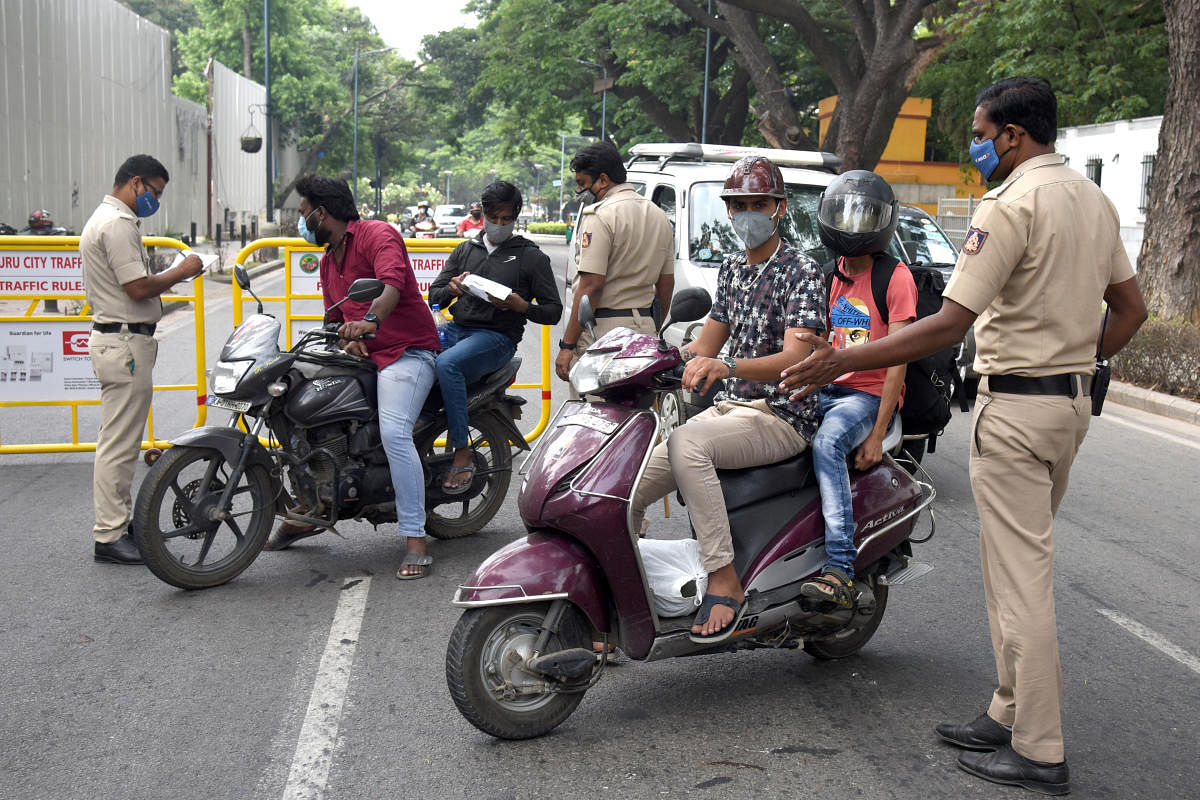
[132,266,527,589]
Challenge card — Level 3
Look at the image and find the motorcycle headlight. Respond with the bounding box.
[209,359,253,395]
[570,353,657,395]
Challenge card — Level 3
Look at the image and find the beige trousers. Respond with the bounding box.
[89,330,158,542]
[568,311,658,401]
[971,378,1091,764]
[631,399,809,573]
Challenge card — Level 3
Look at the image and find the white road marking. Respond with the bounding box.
[1097,608,1200,675]
[282,577,371,800]
[1102,412,1200,452]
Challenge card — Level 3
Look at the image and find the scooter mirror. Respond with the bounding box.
[578,295,597,335]
[233,264,251,291]
[663,287,712,326]
[346,278,385,302]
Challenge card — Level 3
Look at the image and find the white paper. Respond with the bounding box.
[168,249,220,271]
[462,274,512,301]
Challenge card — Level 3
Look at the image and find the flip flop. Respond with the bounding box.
[442,464,476,495]
[688,593,746,644]
[396,552,433,580]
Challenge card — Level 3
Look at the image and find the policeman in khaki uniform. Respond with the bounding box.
[81,154,204,564]
[555,142,674,388]
[781,77,1146,795]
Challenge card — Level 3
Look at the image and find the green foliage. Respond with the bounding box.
[916,0,1167,161]
[528,222,570,235]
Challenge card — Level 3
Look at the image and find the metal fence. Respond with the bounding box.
[935,197,983,249]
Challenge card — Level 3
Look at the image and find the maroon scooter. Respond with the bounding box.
[445,288,937,740]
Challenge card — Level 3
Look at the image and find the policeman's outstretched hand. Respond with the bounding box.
[683,356,729,396]
[779,332,839,399]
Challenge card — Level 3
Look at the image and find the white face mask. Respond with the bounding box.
[484,219,516,244]
[730,204,782,250]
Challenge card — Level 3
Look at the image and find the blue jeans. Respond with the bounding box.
[812,385,883,578]
[434,323,516,449]
[377,348,436,539]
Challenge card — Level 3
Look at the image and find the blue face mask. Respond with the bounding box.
[297,209,318,245]
[135,182,160,218]
[970,134,1011,181]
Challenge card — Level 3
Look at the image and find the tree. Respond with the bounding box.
[1138,0,1200,323]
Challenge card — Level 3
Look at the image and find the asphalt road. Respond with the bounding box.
[1,238,1197,800]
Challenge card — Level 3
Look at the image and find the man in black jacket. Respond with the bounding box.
[427,181,562,492]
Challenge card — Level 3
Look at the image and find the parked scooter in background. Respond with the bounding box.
[445,287,937,740]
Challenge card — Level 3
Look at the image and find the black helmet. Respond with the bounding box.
[817,171,897,257]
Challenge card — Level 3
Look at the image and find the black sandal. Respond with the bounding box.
[800,568,855,608]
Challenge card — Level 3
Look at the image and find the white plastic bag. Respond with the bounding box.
[637,537,708,618]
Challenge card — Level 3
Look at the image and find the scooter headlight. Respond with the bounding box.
[570,352,657,395]
[209,359,253,395]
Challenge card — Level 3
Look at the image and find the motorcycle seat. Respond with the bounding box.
[717,452,816,514]
[422,356,523,412]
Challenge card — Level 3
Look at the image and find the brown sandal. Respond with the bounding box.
[800,568,855,608]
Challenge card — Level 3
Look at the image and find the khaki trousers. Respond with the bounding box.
[568,311,657,401]
[971,378,1090,763]
[89,331,158,542]
[631,399,809,573]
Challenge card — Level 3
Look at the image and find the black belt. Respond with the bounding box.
[594,306,654,319]
[92,322,156,335]
[987,373,1091,398]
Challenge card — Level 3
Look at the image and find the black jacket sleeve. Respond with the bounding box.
[522,246,562,326]
[427,242,467,309]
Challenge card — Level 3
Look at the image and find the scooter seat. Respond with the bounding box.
[717,451,815,513]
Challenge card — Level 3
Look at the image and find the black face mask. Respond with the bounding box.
[470,210,481,219]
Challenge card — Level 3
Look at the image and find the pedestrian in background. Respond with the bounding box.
[81,154,204,564]
[555,142,673,391]
[780,76,1146,796]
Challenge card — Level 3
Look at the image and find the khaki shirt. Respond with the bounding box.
[80,195,162,324]
[943,154,1133,377]
[575,183,674,310]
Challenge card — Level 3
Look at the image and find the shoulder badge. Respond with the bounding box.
[580,232,592,248]
[962,227,988,255]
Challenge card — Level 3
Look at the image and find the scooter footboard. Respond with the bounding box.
[451,532,610,632]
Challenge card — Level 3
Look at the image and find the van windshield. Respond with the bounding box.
[688,182,826,267]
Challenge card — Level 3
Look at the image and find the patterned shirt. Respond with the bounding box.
[709,241,826,439]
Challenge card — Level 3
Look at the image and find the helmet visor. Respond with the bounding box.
[818,194,893,234]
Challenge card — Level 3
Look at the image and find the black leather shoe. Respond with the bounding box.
[959,745,1070,796]
[264,521,325,551]
[936,713,1013,750]
[94,534,143,565]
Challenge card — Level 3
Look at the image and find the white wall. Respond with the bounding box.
[1057,115,1162,267]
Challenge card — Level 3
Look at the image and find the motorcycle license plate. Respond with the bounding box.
[206,395,251,413]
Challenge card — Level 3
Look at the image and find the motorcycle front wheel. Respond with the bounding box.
[420,414,512,540]
[445,602,590,740]
[132,445,274,590]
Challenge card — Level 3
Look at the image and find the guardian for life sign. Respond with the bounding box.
[0,321,100,400]
[0,251,85,296]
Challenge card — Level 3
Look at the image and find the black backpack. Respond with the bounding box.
[823,254,958,452]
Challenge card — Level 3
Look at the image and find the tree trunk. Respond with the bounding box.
[242,27,252,79]
[1138,0,1200,324]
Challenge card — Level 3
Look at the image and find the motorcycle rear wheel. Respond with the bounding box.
[445,602,590,740]
[802,576,889,660]
[132,445,273,590]
[421,414,512,539]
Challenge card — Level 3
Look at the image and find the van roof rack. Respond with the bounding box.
[627,142,842,172]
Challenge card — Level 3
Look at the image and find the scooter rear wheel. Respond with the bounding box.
[802,576,889,660]
[132,445,273,590]
[446,602,590,739]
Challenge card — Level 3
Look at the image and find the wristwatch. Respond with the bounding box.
[363,312,379,326]
[558,339,577,351]
[721,354,737,378]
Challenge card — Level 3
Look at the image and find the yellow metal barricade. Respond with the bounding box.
[230,237,554,444]
[0,235,206,454]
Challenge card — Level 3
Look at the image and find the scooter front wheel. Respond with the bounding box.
[132,445,273,590]
[446,602,590,739]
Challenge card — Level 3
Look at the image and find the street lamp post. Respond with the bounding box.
[443,170,453,203]
[352,46,397,204]
[419,163,427,186]
[576,58,608,142]
[533,163,544,218]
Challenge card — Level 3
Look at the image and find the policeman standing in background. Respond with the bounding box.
[780,77,1146,795]
[81,154,204,564]
[555,142,673,388]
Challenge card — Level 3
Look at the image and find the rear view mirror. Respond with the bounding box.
[346,278,385,302]
[233,264,251,291]
[578,295,597,335]
[663,287,712,327]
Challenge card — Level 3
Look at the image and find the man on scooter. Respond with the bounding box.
[629,155,825,643]
[801,171,917,608]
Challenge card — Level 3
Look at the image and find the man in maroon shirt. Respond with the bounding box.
[267,175,441,580]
